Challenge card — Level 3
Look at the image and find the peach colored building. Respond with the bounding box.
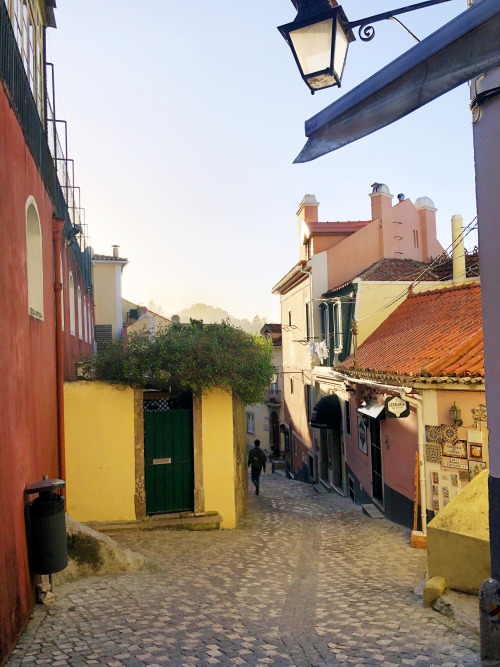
[272,184,452,485]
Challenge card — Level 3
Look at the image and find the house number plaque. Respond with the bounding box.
[153,458,172,465]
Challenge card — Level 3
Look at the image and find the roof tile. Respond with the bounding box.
[342,282,483,377]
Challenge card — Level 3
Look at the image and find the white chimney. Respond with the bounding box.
[112,245,120,258]
[451,215,466,283]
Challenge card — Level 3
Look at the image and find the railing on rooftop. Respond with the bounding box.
[0,3,92,292]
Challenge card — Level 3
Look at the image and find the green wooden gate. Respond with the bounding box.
[144,407,194,514]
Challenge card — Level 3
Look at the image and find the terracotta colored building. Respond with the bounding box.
[0,1,94,659]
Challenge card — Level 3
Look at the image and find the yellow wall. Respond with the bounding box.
[427,469,491,594]
[202,389,238,528]
[64,381,137,522]
[92,263,119,338]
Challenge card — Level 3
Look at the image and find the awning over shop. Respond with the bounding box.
[310,394,342,429]
[357,402,385,420]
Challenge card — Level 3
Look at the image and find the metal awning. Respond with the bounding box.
[357,402,385,419]
[294,0,500,162]
[310,394,342,429]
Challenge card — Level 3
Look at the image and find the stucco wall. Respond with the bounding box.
[202,389,243,529]
[0,84,60,660]
[427,469,490,593]
[92,262,120,339]
[64,382,138,523]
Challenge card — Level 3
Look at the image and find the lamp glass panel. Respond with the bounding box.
[289,18,334,76]
[333,19,349,80]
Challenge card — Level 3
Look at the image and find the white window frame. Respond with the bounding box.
[344,399,352,438]
[246,412,255,434]
[25,196,43,320]
[69,272,75,335]
[77,285,82,339]
[333,300,343,352]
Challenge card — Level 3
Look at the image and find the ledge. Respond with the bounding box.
[86,511,222,533]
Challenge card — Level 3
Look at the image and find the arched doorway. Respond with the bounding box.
[269,411,280,455]
[311,393,343,491]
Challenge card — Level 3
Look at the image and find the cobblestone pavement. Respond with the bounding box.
[9,474,480,666]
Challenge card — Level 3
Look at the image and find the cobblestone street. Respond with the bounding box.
[9,474,479,666]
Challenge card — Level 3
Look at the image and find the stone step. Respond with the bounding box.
[86,511,222,533]
[362,503,385,519]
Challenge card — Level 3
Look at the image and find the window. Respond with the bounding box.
[60,255,64,331]
[88,302,92,344]
[246,412,255,434]
[305,302,310,340]
[321,305,329,346]
[344,399,352,438]
[333,301,343,351]
[77,286,83,339]
[69,272,75,335]
[413,229,419,248]
[8,0,45,119]
[26,198,43,319]
[83,296,88,342]
[306,384,312,422]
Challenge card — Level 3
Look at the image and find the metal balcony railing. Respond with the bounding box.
[266,389,282,405]
[0,3,92,292]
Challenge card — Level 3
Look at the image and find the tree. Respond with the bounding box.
[81,320,274,404]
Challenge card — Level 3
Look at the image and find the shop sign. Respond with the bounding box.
[441,456,469,470]
[442,441,467,459]
[385,396,410,419]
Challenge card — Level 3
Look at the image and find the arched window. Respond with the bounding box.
[60,255,64,331]
[25,197,43,319]
[83,296,88,342]
[69,272,75,335]
[77,286,82,339]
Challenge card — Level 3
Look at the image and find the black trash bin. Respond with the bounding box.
[27,478,68,575]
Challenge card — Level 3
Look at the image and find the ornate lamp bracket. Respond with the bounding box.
[348,0,452,43]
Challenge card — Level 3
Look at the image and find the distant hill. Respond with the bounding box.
[175,303,267,335]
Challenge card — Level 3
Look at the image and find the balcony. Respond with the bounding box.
[265,389,282,406]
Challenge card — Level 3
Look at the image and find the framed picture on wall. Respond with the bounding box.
[358,416,368,455]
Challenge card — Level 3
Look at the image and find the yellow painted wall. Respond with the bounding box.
[427,469,491,593]
[202,389,238,528]
[64,381,137,522]
[92,263,118,338]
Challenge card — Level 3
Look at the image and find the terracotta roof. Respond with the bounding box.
[306,221,371,234]
[324,258,440,296]
[430,249,480,280]
[266,324,282,333]
[342,283,483,378]
[93,254,128,263]
[358,258,441,282]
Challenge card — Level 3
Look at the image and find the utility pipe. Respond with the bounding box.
[400,390,427,536]
[52,217,66,487]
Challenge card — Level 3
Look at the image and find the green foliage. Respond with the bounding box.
[82,320,274,404]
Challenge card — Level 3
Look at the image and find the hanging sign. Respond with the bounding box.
[385,396,410,419]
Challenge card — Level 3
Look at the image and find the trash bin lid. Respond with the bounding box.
[26,479,66,494]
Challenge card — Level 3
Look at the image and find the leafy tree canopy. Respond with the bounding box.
[82,320,274,404]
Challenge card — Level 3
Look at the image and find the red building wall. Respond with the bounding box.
[0,85,61,660]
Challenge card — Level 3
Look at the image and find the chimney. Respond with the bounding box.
[112,245,120,258]
[297,194,319,261]
[452,214,466,283]
[171,315,180,325]
[415,196,437,261]
[369,182,393,222]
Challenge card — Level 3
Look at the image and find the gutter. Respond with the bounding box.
[52,217,66,490]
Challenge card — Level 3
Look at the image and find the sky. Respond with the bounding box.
[45,0,476,323]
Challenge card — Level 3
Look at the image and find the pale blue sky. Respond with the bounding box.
[46,0,474,323]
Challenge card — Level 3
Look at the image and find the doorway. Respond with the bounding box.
[144,393,194,514]
[370,417,383,505]
[270,411,280,455]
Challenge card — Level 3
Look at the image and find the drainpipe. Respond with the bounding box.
[400,390,427,536]
[52,217,66,486]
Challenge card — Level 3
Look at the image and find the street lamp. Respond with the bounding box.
[277,1,354,93]
[278,0,453,93]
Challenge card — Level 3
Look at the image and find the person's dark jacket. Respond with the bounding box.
[248,447,267,470]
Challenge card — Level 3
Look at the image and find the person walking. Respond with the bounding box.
[248,439,267,495]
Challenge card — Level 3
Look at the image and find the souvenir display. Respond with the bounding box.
[432,471,439,484]
[425,425,442,443]
[432,484,439,497]
[425,442,442,463]
[442,487,449,500]
[451,473,458,487]
[469,460,487,481]
[441,424,458,443]
[470,444,482,459]
[433,498,440,511]
[442,441,467,459]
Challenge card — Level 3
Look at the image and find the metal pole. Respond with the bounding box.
[469,0,500,657]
